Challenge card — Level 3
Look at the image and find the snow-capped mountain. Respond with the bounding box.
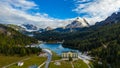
[21,24,38,32]
[65,17,90,28]
[5,17,91,33]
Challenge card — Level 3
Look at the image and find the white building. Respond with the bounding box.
[61,51,78,60]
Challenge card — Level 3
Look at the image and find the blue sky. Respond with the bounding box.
[0,0,120,28]
[28,0,80,19]
[28,0,94,19]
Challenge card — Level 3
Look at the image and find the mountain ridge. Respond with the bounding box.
[96,12,120,26]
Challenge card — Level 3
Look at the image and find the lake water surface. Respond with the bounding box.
[39,43,78,55]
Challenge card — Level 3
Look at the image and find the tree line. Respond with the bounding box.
[0,45,41,56]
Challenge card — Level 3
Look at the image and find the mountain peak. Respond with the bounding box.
[77,17,80,19]
[65,17,90,28]
[45,26,53,31]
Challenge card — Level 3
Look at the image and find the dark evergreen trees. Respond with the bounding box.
[0,24,41,56]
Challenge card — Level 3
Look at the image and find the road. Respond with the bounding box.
[42,49,52,68]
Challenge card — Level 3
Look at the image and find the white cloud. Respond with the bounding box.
[7,0,37,10]
[73,0,120,25]
[0,0,71,28]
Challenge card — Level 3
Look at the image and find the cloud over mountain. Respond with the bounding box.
[0,0,71,28]
[0,0,119,28]
[73,0,120,25]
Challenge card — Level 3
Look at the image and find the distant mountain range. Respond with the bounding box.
[4,11,120,33]
[5,17,90,33]
[34,11,120,41]
[4,11,120,36]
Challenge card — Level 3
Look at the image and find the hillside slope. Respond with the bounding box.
[0,24,38,46]
[63,23,120,68]
[0,24,41,56]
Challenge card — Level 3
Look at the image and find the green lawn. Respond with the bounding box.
[49,61,72,68]
[51,52,61,61]
[49,59,89,68]
[9,55,46,68]
[0,55,28,68]
[89,61,94,68]
[73,59,89,68]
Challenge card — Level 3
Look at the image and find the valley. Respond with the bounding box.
[0,0,120,68]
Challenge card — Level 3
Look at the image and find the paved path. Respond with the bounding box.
[42,49,52,68]
[2,58,30,68]
[71,62,74,68]
[38,61,46,68]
